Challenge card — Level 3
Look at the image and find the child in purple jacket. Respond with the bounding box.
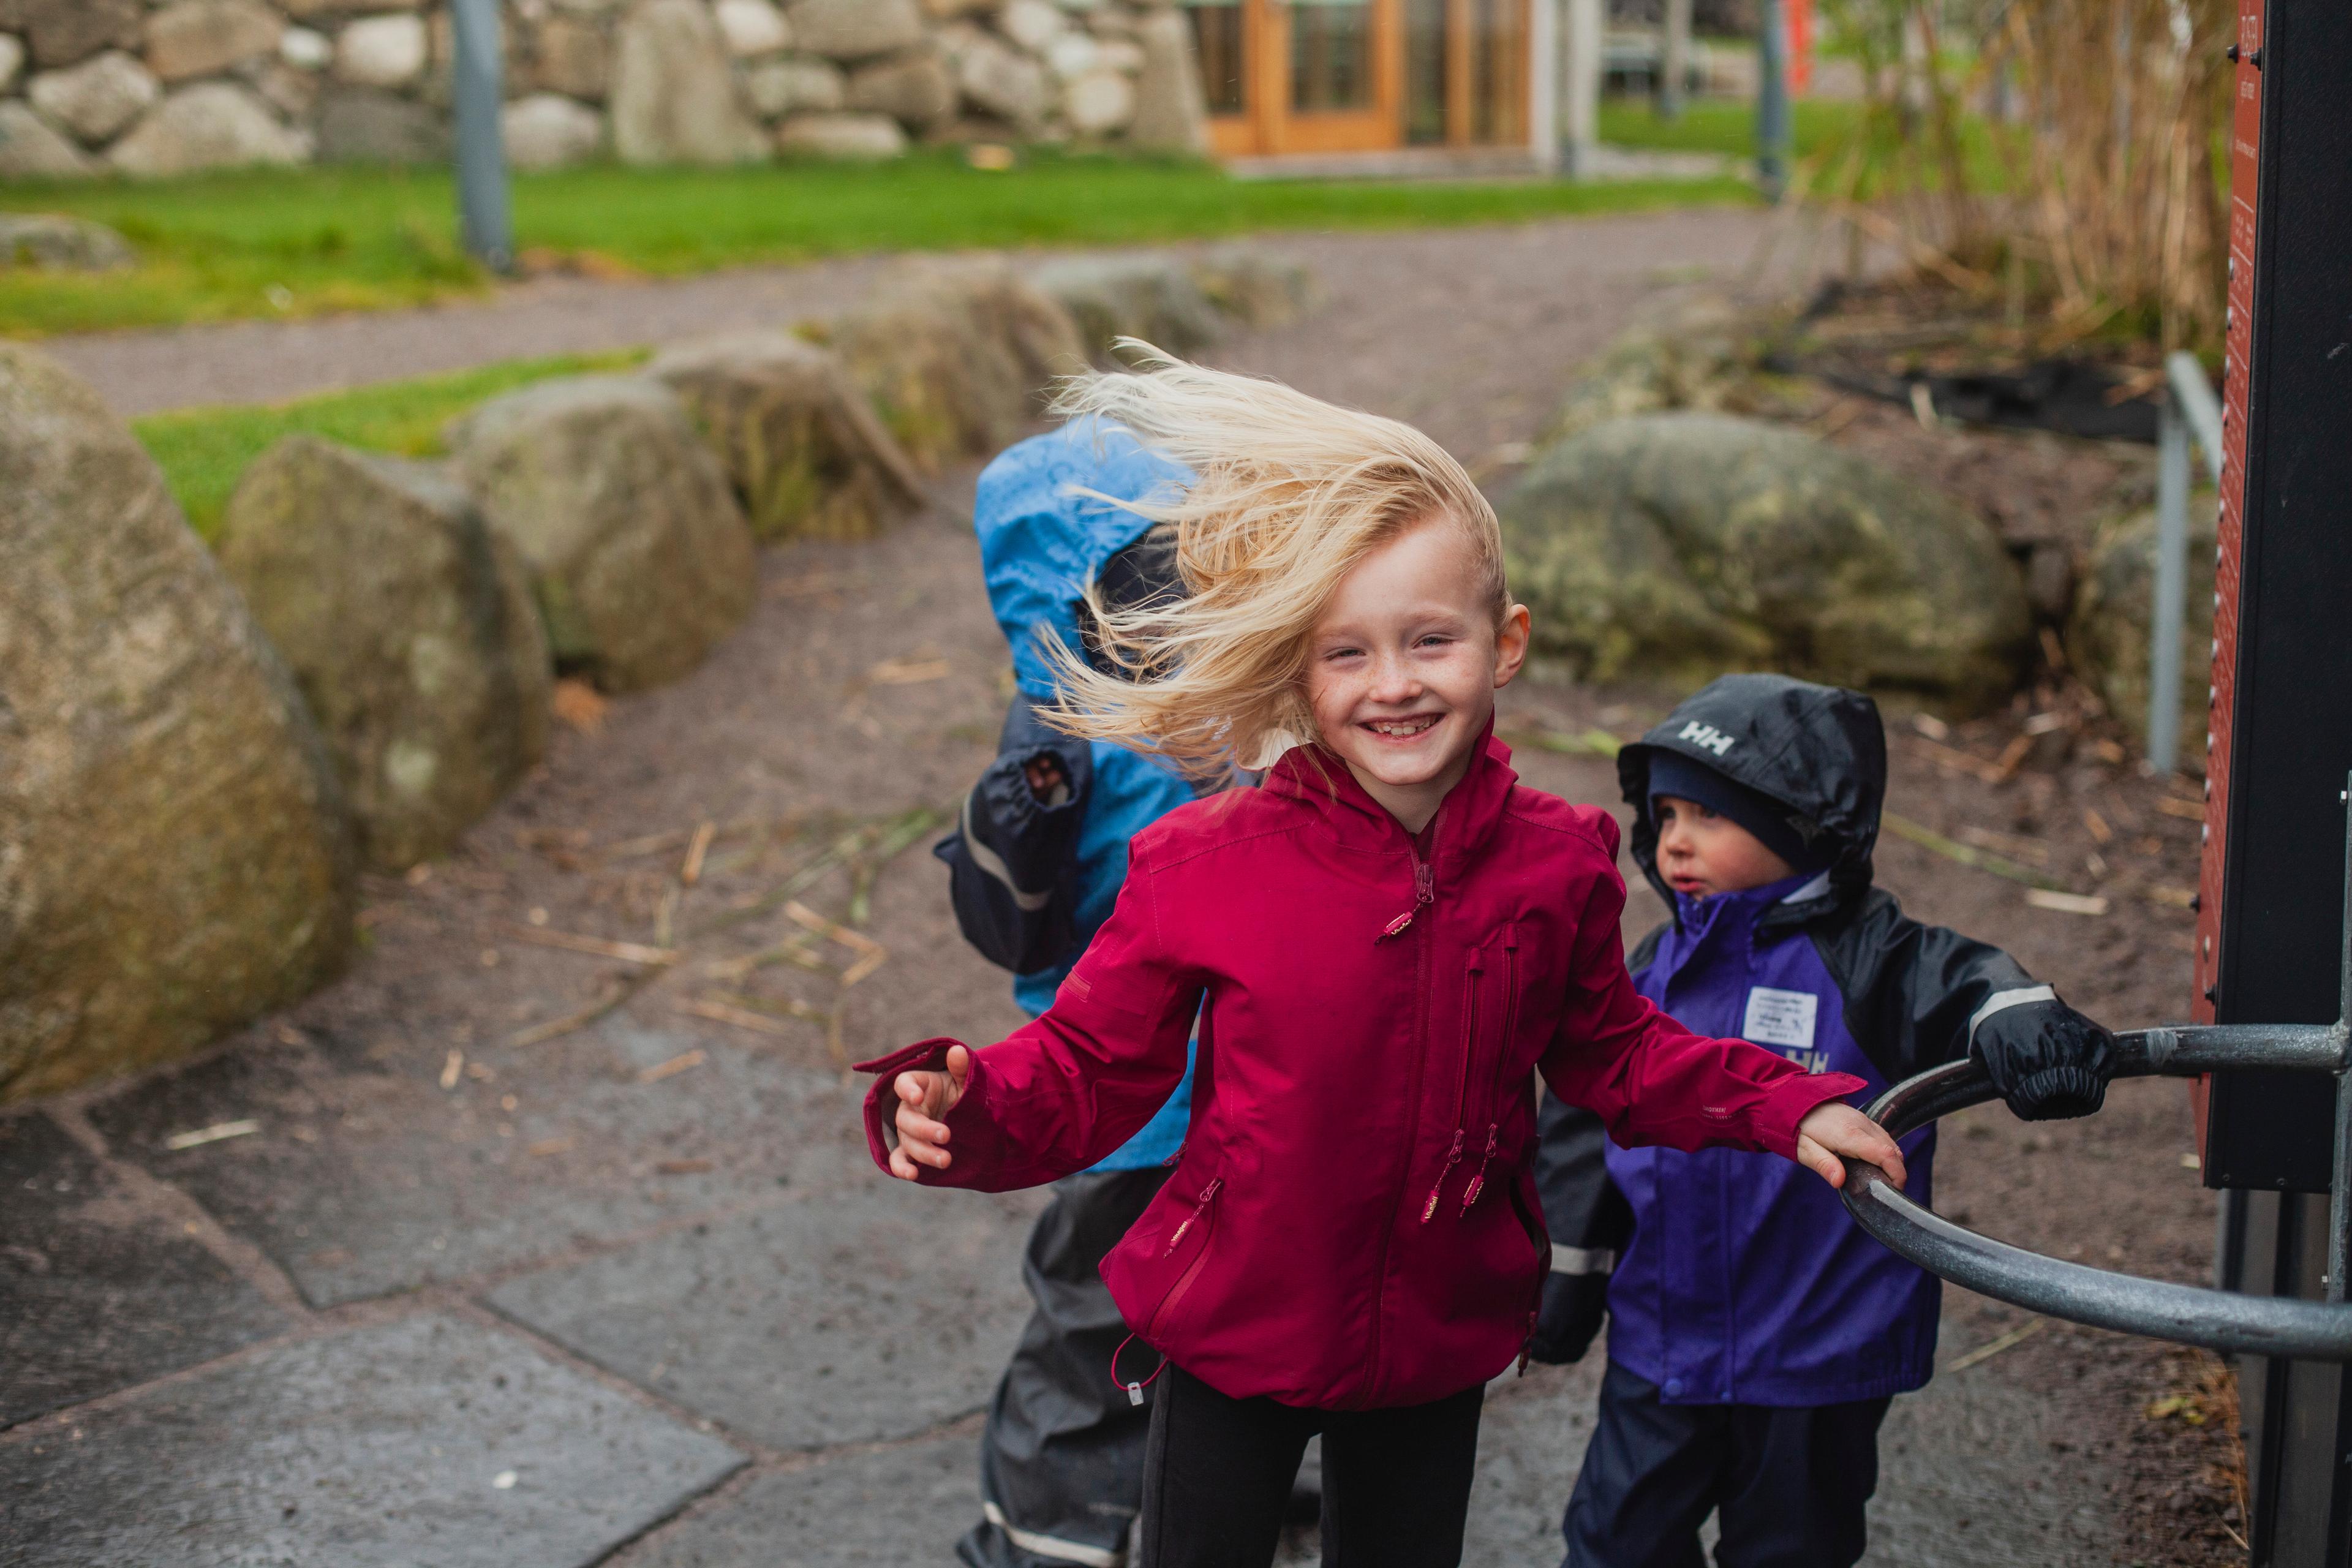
[1532,674,2116,1568]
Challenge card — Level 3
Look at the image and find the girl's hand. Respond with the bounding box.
[888,1046,972,1181]
[1793,1102,1907,1191]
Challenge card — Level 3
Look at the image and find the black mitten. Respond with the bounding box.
[1972,997,2115,1121]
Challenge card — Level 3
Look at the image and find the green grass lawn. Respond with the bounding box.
[1600,97,1864,162]
[2,149,1753,338]
[132,349,647,540]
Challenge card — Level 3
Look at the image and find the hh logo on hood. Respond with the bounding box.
[1678,722,1737,757]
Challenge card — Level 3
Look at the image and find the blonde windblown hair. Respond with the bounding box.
[1039,346,1507,783]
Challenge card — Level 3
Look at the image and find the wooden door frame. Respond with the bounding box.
[1197,0,1526,158]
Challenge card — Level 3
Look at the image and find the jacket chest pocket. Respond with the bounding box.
[1421,924,1523,1224]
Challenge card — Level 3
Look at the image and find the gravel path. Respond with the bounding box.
[49,206,1805,417]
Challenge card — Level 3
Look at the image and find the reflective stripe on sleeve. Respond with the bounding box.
[1550,1243,1616,1276]
[1967,984,2059,1046]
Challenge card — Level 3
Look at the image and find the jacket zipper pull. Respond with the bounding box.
[1458,1123,1501,1215]
[1380,860,1438,942]
[1165,1176,1222,1254]
[1420,1129,1466,1223]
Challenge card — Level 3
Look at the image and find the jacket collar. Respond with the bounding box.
[1670,866,1834,940]
[1263,715,1520,873]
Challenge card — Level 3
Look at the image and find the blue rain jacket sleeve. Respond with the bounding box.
[935,418,1200,1172]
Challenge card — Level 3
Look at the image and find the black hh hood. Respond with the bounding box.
[1616,674,1887,925]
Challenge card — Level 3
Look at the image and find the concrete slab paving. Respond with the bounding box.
[609,1434,977,1568]
[0,1312,745,1568]
[0,1111,289,1428]
[488,1185,1040,1452]
[88,1016,873,1308]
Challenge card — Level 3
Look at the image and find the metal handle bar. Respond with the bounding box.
[1838,1022,2352,1362]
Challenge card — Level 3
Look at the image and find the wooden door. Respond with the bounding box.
[1189,0,1405,157]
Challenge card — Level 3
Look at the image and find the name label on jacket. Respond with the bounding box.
[1741,987,1820,1063]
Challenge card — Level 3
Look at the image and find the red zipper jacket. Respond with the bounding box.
[859,728,1866,1410]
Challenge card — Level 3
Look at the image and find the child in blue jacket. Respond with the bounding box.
[1531,674,2116,1568]
[934,417,1208,1568]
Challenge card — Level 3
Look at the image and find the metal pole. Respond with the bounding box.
[1559,0,1602,179]
[2149,395,2190,774]
[1657,0,1692,121]
[451,0,514,275]
[1756,0,1792,202]
[2332,774,2352,1303]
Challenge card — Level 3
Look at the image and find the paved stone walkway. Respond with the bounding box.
[2,209,2133,1567]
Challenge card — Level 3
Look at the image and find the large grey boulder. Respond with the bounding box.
[502,91,603,169]
[527,15,610,100]
[12,0,141,69]
[821,263,1087,472]
[2068,506,2217,752]
[650,333,924,541]
[0,214,135,271]
[108,81,311,175]
[742,55,842,118]
[0,102,99,178]
[1501,413,2034,707]
[314,86,447,164]
[844,48,954,130]
[1189,247,1319,329]
[1545,293,1796,443]
[1128,6,1208,153]
[24,50,159,141]
[787,0,924,61]
[216,437,552,872]
[611,0,766,165]
[954,31,1047,126]
[1033,254,1226,358]
[142,0,282,82]
[774,110,905,159]
[450,376,758,693]
[0,346,355,1102]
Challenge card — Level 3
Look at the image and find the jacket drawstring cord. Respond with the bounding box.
[1420,1129,1466,1223]
[1458,1123,1501,1215]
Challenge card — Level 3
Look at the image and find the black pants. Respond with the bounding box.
[961,1167,1172,1568]
[1138,1361,1485,1568]
[1562,1361,1891,1568]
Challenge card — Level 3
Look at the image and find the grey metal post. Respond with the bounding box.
[451,0,514,274]
[2149,396,2190,774]
[2333,774,2352,1303]
[1558,0,1602,179]
[1657,0,1692,121]
[1755,0,1791,202]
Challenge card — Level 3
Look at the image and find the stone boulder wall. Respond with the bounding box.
[2067,505,2217,752]
[216,436,553,872]
[649,333,925,541]
[1502,413,2034,709]
[610,0,766,165]
[1033,254,1226,360]
[0,346,355,1102]
[815,268,1068,473]
[450,375,757,694]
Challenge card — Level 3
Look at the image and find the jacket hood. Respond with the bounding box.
[1616,674,1886,925]
[974,416,1192,701]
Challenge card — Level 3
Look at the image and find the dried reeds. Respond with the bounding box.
[1809,0,2232,355]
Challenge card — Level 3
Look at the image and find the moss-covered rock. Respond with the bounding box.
[819,262,1085,473]
[1189,246,1319,330]
[2067,505,2217,753]
[650,333,925,541]
[0,345,355,1102]
[1032,253,1225,359]
[1502,413,2033,708]
[1545,292,1800,444]
[449,375,756,694]
[216,436,552,872]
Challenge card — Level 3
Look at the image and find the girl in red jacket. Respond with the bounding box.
[861,355,1903,1568]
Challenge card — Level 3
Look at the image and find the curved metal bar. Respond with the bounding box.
[1838,1025,2352,1362]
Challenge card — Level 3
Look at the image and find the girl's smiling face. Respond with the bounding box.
[1303,516,1530,834]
